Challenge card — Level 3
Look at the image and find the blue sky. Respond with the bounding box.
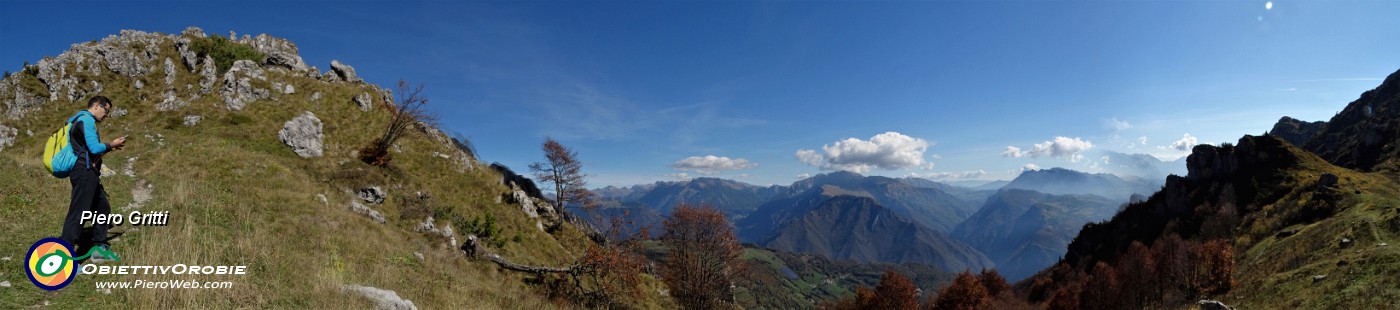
[4,1,1398,187]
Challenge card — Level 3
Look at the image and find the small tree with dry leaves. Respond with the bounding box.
[529,137,594,209]
[662,204,743,309]
[360,80,437,167]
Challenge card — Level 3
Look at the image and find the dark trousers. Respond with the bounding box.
[61,166,110,246]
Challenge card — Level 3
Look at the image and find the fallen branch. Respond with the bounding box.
[462,235,572,275]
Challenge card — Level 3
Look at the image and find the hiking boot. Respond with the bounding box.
[88,244,119,263]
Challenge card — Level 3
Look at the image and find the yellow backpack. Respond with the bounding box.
[42,117,80,178]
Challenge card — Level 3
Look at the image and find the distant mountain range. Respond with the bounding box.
[1003,167,1161,202]
[587,154,1185,280]
[762,195,994,272]
[950,189,1119,281]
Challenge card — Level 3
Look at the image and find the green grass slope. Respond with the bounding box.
[0,29,668,309]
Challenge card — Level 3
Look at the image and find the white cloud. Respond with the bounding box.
[796,173,811,180]
[1103,118,1132,131]
[910,170,988,180]
[1138,136,1148,145]
[1101,156,1111,164]
[1002,137,1095,161]
[670,155,757,175]
[1169,133,1198,151]
[1022,164,1041,171]
[735,173,752,179]
[1002,146,1024,158]
[664,173,691,180]
[795,132,933,173]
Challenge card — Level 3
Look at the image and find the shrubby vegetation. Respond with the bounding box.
[187,35,265,73]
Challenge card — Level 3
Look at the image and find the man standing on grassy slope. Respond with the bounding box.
[60,95,126,260]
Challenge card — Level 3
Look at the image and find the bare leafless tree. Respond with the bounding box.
[360,80,437,167]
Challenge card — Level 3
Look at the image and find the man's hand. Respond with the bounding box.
[111,136,127,150]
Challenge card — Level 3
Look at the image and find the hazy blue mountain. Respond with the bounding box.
[949,189,1119,281]
[742,171,981,237]
[1004,167,1160,202]
[763,195,994,272]
[592,177,780,220]
[973,180,1012,191]
[1097,150,1188,180]
[569,200,666,238]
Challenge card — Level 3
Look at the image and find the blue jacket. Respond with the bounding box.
[67,110,108,171]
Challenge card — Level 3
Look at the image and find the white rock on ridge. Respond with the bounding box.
[348,201,386,224]
[278,112,323,158]
[358,186,386,205]
[341,284,416,310]
[163,58,177,86]
[183,115,202,127]
[251,34,310,72]
[311,91,323,101]
[156,89,187,111]
[220,60,270,110]
[0,124,17,152]
[329,60,362,83]
[353,92,373,111]
[198,55,217,94]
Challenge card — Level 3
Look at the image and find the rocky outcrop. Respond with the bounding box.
[349,201,386,224]
[1302,68,1400,171]
[278,112,323,158]
[328,60,362,83]
[353,92,373,111]
[220,60,270,110]
[358,186,387,205]
[198,55,217,94]
[0,123,16,152]
[162,58,177,86]
[1269,116,1326,147]
[2,78,48,120]
[249,34,309,72]
[341,284,417,310]
[489,163,564,232]
[183,115,202,127]
[415,216,458,247]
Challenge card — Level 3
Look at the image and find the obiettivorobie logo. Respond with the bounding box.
[24,237,250,291]
[25,237,120,291]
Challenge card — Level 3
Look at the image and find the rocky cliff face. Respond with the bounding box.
[1300,68,1400,171]
[1269,116,1327,147]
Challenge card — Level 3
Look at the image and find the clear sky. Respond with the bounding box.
[4,1,1398,187]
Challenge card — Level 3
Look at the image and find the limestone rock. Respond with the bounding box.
[329,60,361,83]
[354,92,373,111]
[220,60,270,110]
[278,112,323,158]
[251,34,309,72]
[176,38,198,70]
[341,284,416,310]
[198,55,217,94]
[0,123,16,152]
[163,58,177,86]
[358,186,386,205]
[349,201,386,224]
[183,115,202,127]
[156,89,187,111]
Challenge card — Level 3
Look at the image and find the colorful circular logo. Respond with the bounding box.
[26,238,77,291]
